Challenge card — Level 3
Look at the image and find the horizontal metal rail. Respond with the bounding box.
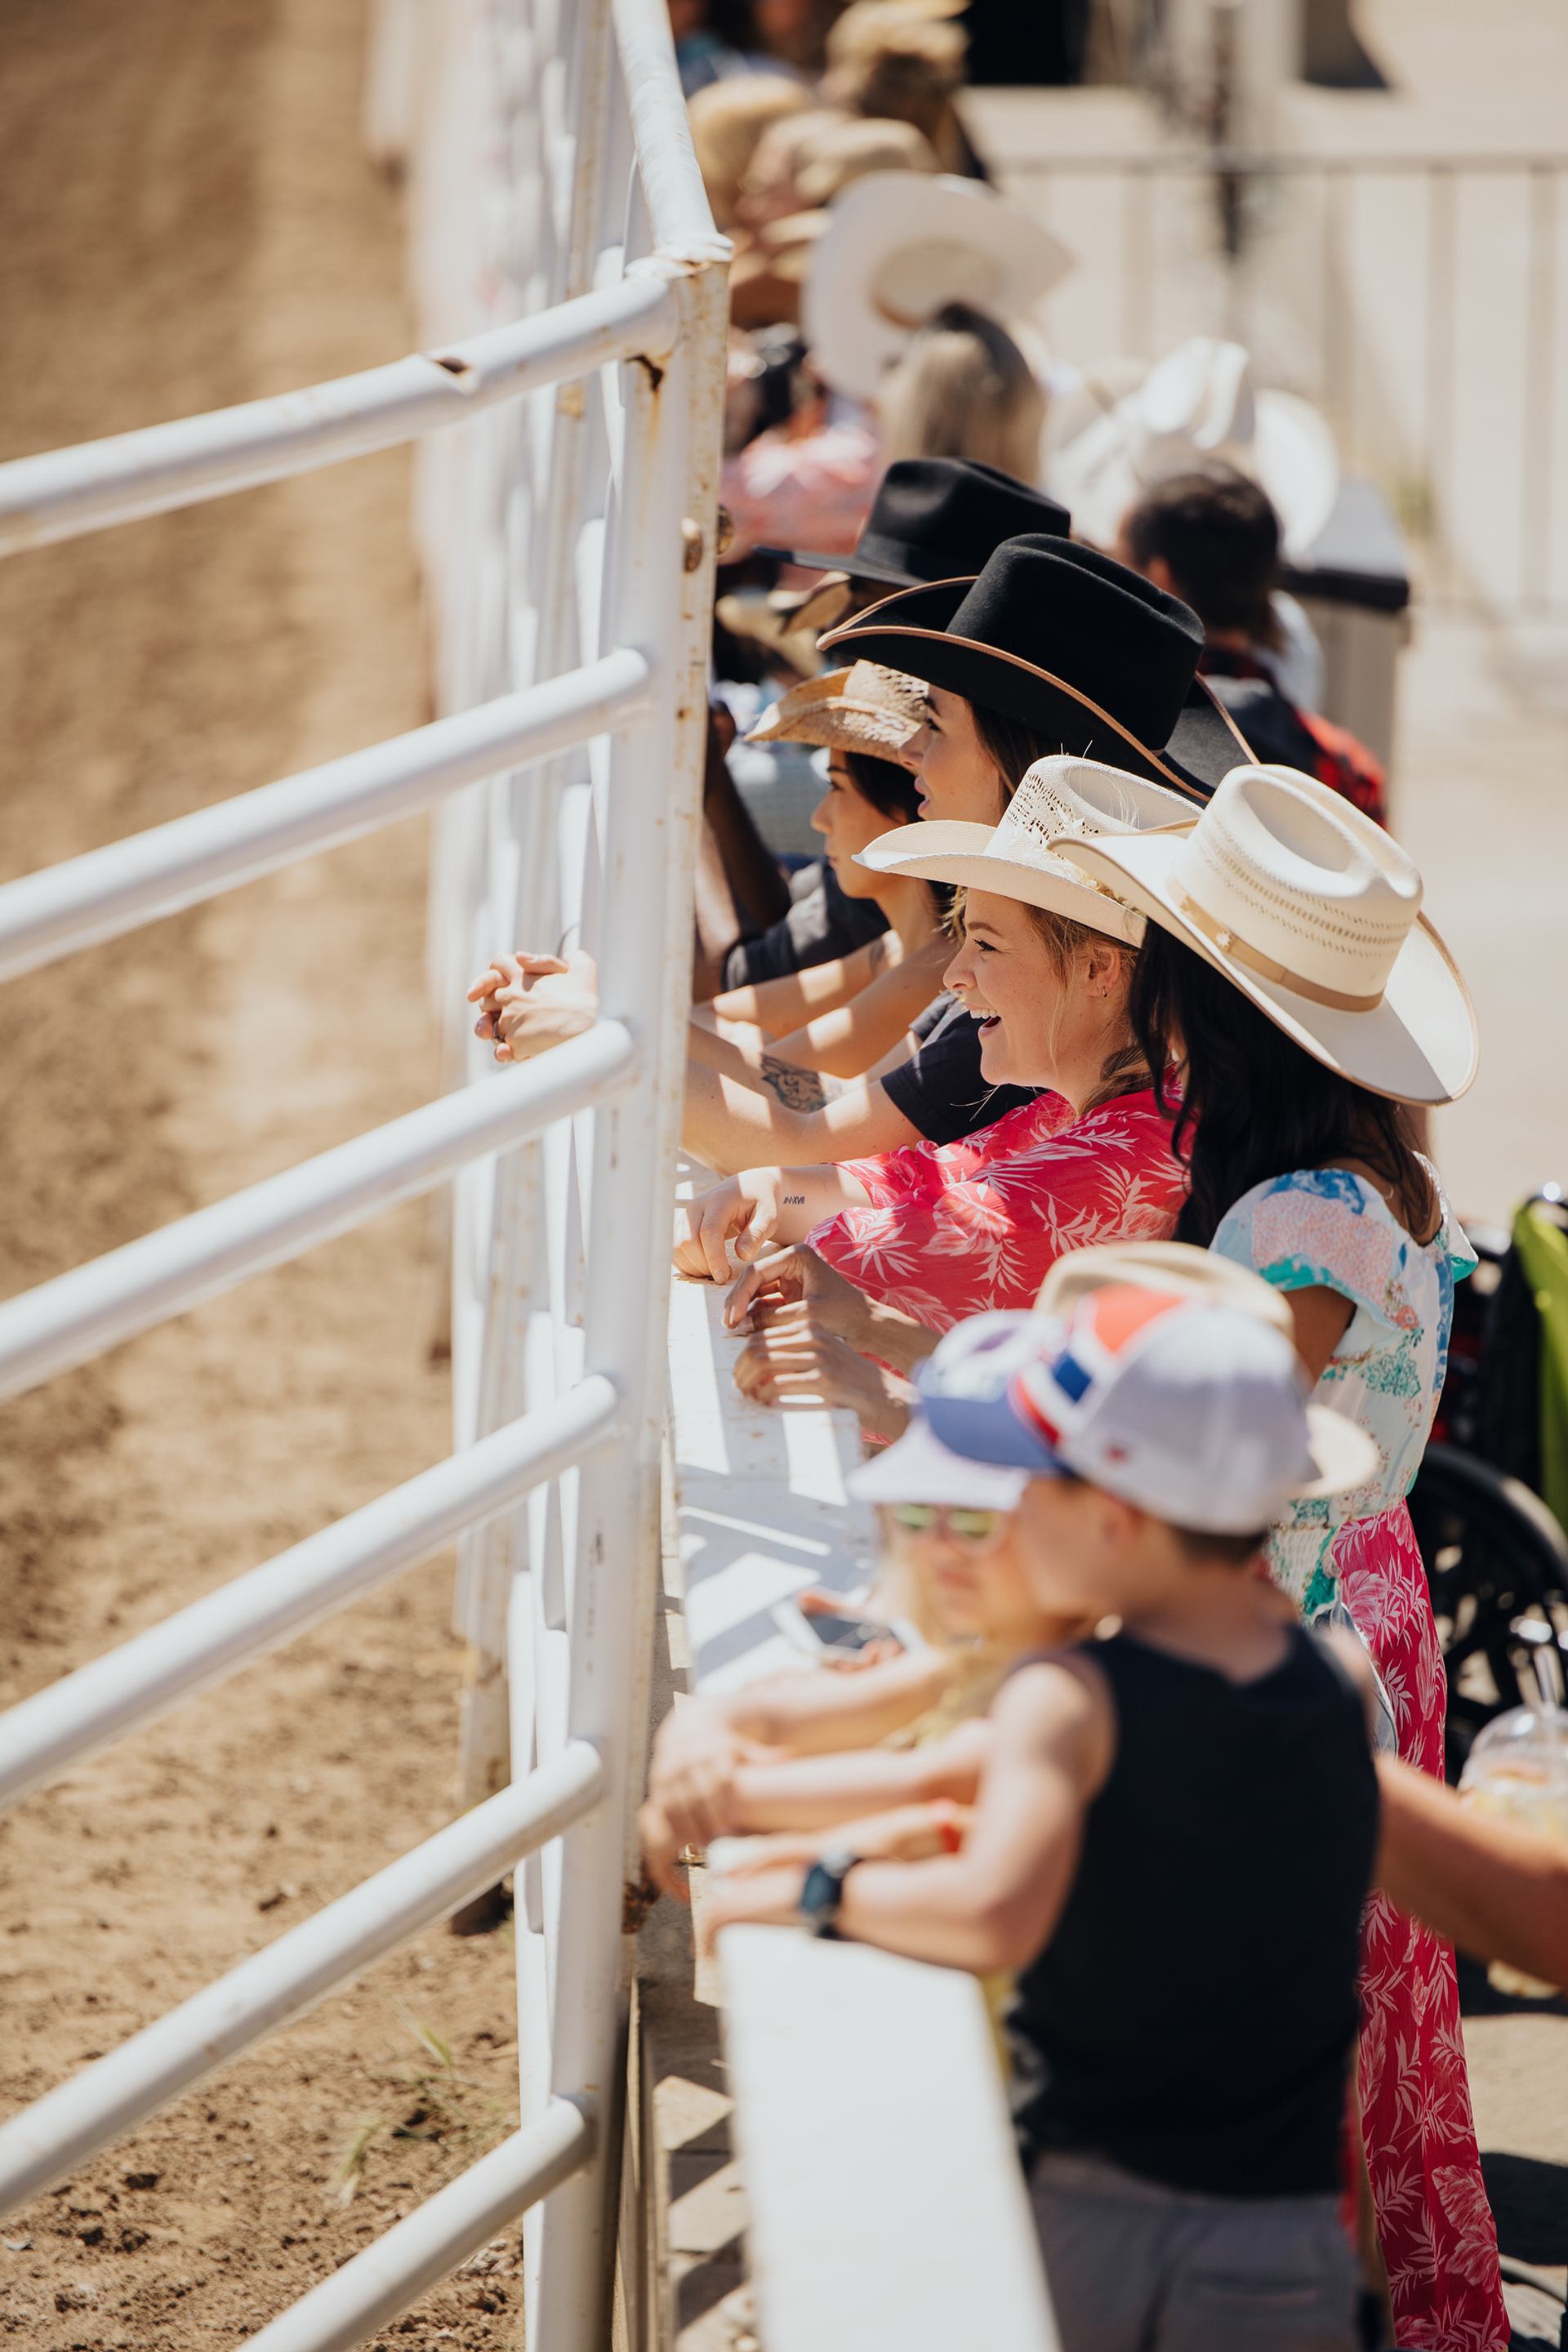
[239,2099,595,2352]
[0,275,677,557]
[0,1377,620,1811]
[1003,147,1568,176]
[0,1022,638,1405]
[0,1741,605,2214]
[0,649,653,986]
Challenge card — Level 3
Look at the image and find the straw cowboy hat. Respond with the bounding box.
[803,171,1074,403]
[855,754,1198,943]
[1055,764,1479,1105]
[1035,1237,1297,1340]
[822,535,1256,798]
[745,660,929,758]
[1049,337,1340,560]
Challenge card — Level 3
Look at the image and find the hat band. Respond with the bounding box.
[1174,888,1386,1013]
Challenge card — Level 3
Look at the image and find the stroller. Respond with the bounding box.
[1409,1187,1568,1785]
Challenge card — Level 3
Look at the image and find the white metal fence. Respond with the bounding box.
[0,4,727,2347]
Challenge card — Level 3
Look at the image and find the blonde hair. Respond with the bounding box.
[876,303,1045,486]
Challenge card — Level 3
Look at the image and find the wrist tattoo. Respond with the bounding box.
[783,1193,806,1206]
[759,1054,827,1112]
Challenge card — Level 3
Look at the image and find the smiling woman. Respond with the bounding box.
[672,761,1197,1431]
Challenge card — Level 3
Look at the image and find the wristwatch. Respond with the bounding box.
[798,1846,863,1939]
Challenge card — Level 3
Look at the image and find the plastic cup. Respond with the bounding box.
[1459,1704,1568,1998]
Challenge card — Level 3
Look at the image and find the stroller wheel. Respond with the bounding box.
[1407,1443,1568,1784]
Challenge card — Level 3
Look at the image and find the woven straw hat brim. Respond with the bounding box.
[856,818,1144,944]
[745,697,924,754]
[1059,829,1480,1107]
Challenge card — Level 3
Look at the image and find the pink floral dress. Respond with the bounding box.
[1214,1169,1507,2352]
[807,1085,1187,1328]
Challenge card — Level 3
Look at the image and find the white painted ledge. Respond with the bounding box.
[666,1162,1060,2352]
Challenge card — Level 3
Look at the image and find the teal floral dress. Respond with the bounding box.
[1213,1168,1506,2352]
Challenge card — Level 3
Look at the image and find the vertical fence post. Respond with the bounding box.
[1521,162,1559,612]
[1424,163,1457,604]
[521,235,728,2350]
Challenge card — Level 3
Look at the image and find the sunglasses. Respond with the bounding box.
[891,1503,1005,1547]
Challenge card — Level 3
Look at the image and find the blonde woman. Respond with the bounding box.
[878,302,1046,489]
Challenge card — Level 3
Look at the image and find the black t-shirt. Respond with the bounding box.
[1009,1628,1377,2197]
[882,996,1037,1145]
[721,862,888,991]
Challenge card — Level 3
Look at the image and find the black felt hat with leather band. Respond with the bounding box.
[761,457,1071,587]
[821,534,1253,799]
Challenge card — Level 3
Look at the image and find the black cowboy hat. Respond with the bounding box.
[760,457,1071,587]
[820,535,1254,799]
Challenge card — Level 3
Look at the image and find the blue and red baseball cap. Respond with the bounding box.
[893,1286,1377,1536]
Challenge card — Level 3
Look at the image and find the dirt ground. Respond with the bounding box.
[0,3,529,2345]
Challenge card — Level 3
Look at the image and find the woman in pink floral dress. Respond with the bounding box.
[673,761,1192,1428]
[1071,764,1505,2351]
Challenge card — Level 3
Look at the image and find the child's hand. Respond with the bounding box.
[646,1699,768,1860]
[723,1802,969,1882]
[672,1171,783,1285]
[701,1864,808,1949]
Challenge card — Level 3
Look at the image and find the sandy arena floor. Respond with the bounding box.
[0,4,529,2345]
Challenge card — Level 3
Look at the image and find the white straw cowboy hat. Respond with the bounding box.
[804,172,1074,403]
[745,660,929,758]
[1048,337,1339,559]
[1056,764,1479,1105]
[854,755,1197,944]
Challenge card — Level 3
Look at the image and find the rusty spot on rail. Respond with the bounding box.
[631,354,665,394]
[430,354,479,392]
[621,1868,661,1934]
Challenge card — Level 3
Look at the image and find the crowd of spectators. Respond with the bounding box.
[462,14,1566,2347]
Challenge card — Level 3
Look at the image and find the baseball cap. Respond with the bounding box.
[908,1287,1379,1536]
[849,1415,1028,1512]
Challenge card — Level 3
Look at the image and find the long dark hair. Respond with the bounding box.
[843,748,923,823]
[841,749,953,918]
[969,706,1058,800]
[1129,926,1437,1247]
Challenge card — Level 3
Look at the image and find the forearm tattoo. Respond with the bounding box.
[758,1054,829,1111]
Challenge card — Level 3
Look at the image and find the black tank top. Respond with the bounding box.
[1008,1627,1378,2198]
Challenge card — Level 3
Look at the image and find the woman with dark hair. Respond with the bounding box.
[1060,764,1507,2352]
[690,704,956,1087]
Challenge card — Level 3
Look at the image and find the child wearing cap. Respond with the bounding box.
[707,1283,1382,2352]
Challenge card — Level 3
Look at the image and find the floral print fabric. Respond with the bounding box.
[807,1085,1187,1330]
[1214,1169,1506,2352]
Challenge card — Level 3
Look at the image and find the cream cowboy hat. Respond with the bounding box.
[853,755,1197,944]
[744,660,929,757]
[1047,336,1339,560]
[1055,764,1479,1106]
[803,171,1075,403]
